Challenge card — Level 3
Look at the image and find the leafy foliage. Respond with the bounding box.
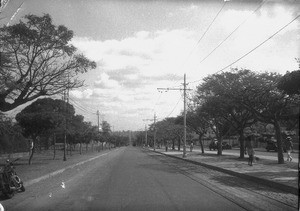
[0,14,96,112]
[15,98,74,139]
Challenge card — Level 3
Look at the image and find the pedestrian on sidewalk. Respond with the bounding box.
[285,137,293,162]
[245,135,255,166]
[190,142,194,152]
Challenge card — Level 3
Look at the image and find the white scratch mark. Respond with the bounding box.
[0,202,4,211]
[61,182,65,189]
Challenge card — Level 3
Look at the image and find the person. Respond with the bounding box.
[285,137,293,162]
[190,142,194,152]
[245,135,255,166]
[247,145,255,166]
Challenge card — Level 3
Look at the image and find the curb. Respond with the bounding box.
[23,150,112,187]
[152,150,298,195]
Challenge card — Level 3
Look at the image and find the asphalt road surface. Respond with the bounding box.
[1,147,297,211]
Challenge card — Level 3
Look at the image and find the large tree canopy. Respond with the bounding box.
[195,69,256,157]
[0,14,96,112]
[277,70,300,95]
[15,98,75,139]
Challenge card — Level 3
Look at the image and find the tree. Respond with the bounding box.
[195,70,256,158]
[200,98,233,156]
[0,14,96,112]
[0,112,26,153]
[15,98,74,164]
[176,103,210,154]
[277,70,300,95]
[236,71,299,164]
[100,120,112,149]
[153,117,191,151]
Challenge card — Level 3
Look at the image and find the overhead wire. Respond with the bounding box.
[188,12,300,85]
[153,1,228,121]
[69,93,100,112]
[157,95,182,121]
[216,13,300,74]
[68,97,96,115]
[167,0,228,89]
[198,0,267,65]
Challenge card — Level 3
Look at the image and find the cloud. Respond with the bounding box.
[71,29,196,76]
[94,73,120,89]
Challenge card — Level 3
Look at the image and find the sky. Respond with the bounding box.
[1,0,299,131]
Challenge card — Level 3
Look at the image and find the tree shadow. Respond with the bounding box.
[210,174,293,195]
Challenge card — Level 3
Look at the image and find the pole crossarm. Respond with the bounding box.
[157,88,192,91]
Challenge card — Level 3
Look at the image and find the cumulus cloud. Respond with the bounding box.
[94,73,120,89]
[71,29,196,76]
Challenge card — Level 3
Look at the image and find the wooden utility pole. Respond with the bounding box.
[63,91,67,161]
[153,113,157,151]
[143,113,157,150]
[157,74,191,158]
[97,110,100,152]
[145,124,148,147]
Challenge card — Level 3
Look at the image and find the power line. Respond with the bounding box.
[160,96,182,120]
[216,13,300,74]
[196,1,227,46]
[198,0,267,65]
[188,12,300,85]
[167,1,228,88]
[6,1,23,26]
[68,97,96,115]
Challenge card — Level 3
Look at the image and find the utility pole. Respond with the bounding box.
[63,91,67,161]
[143,113,157,150]
[183,74,187,158]
[97,110,100,132]
[153,113,157,151]
[157,74,191,158]
[97,110,100,152]
[145,124,148,147]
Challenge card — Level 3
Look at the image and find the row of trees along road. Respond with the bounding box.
[15,98,128,165]
[136,66,299,164]
[0,14,130,164]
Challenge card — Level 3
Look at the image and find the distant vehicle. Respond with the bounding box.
[209,141,218,151]
[266,140,286,152]
[209,141,232,150]
[222,142,232,150]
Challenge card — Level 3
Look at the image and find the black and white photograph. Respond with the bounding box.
[0,0,299,210]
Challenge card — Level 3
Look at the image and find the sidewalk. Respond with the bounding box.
[0,149,114,187]
[152,147,299,195]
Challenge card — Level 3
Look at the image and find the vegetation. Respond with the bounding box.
[0,14,96,112]
[139,68,299,164]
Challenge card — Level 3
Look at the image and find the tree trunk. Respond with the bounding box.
[217,137,222,156]
[178,138,181,151]
[274,120,284,164]
[80,142,82,155]
[28,139,35,165]
[172,140,175,150]
[29,147,35,165]
[70,143,72,156]
[239,131,245,159]
[198,134,204,154]
[86,143,88,152]
[53,134,56,160]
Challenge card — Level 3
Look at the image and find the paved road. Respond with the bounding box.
[1,147,297,211]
